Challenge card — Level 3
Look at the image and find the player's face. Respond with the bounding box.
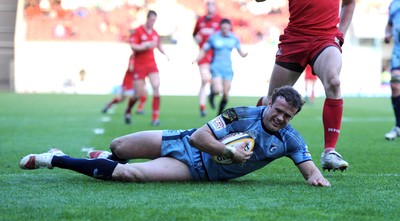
[207,2,216,15]
[263,97,298,132]
[146,15,157,29]
[220,23,231,35]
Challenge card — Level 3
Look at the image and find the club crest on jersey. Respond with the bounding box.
[269,143,278,153]
[210,116,226,130]
[221,108,238,124]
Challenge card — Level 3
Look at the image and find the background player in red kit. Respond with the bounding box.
[304,65,317,104]
[193,0,222,117]
[125,10,169,126]
[102,54,147,114]
[256,0,356,172]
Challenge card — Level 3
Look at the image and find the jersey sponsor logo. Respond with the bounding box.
[221,108,238,124]
[141,34,148,41]
[212,22,219,28]
[210,116,226,130]
[200,27,216,35]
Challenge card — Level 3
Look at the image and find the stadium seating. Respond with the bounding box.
[24,0,289,44]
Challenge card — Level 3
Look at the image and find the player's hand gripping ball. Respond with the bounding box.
[212,132,255,164]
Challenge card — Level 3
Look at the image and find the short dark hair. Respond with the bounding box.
[147,10,157,18]
[220,18,231,25]
[271,86,305,114]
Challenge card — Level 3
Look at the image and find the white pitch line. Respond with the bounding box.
[93,128,105,134]
[101,116,110,122]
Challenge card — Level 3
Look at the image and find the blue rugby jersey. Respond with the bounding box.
[202,106,312,181]
[203,31,241,73]
[388,0,400,70]
[389,0,400,48]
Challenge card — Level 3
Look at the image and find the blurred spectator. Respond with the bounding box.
[39,0,51,16]
[25,0,41,18]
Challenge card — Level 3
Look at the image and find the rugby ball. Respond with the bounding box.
[212,132,255,165]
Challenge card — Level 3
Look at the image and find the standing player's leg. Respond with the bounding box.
[305,79,317,104]
[102,89,126,114]
[313,46,348,171]
[218,78,232,115]
[102,70,132,113]
[310,79,316,103]
[148,72,161,126]
[209,75,222,112]
[134,74,147,115]
[256,61,302,107]
[198,63,211,117]
[136,91,147,114]
[262,64,302,106]
[125,79,145,124]
[304,65,317,104]
[385,67,400,140]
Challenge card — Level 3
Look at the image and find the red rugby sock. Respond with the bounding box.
[323,98,343,150]
[152,96,160,121]
[137,95,147,111]
[125,97,137,114]
[105,98,121,109]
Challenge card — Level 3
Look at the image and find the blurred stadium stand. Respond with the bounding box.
[0,0,16,91]
[1,0,395,96]
[22,0,289,44]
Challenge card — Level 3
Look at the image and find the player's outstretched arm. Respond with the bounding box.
[385,24,393,44]
[297,161,331,187]
[237,48,248,58]
[157,42,169,61]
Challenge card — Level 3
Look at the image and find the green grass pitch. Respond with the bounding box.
[1,93,399,220]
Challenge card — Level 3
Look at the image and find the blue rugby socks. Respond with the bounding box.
[52,156,118,180]
[392,96,400,127]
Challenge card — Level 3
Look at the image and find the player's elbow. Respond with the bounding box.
[189,130,203,148]
[188,135,198,147]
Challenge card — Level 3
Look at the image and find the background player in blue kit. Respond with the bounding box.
[384,0,400,141]
[19,86,331,187]
[193,18,248,115]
